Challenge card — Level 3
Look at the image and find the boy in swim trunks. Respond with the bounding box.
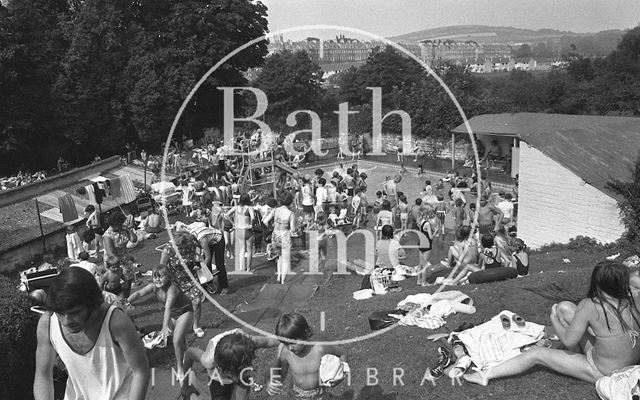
[267,313,349,399]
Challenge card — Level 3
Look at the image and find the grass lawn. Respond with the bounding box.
[41,161,615,400]
[122,161,621,400]
[129,220,612,400]
[241,248,603,400]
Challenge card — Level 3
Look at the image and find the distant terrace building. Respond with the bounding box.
[270,35,376,73]
[420,40,511,65]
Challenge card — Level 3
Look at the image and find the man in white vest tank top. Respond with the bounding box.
[34,268,150,400]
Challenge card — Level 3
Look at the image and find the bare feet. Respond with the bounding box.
[463,370,489,386]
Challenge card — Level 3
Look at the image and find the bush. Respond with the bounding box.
[0,275,38,400]
[536,235,620,254]
[608,156,640,244]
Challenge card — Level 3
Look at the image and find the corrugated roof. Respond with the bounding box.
[452,113,640,198]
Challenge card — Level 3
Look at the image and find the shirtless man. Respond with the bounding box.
[477,195,503,235]
[408,198,425,230]
[384,176,399,224]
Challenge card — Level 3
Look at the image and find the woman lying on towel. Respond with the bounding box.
[465,260,640,385]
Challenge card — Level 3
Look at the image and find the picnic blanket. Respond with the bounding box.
[457,310,545,371]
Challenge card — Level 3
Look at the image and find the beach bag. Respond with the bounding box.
[196,263,216,284]
[596,365,640,400]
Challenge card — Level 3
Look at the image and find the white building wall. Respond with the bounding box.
[517,144,625,249]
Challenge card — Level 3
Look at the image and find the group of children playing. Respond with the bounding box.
[175,312,348,400]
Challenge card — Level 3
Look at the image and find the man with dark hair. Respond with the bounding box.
[34,268,149,400]
[478,195,504,235]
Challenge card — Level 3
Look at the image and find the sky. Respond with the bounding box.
[259,0,640,41]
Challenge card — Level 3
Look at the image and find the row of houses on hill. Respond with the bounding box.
[270,35,563,75]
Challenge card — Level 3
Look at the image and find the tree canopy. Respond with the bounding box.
[1,4,639,176]
[0,0,269,174]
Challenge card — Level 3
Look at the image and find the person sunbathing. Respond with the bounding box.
[464,260,640,386]
[439,226,479,285]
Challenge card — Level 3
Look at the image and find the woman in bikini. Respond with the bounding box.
[465,260,640,386]
[226,193,255,272]
[442,225,480,286]
[375,200,393,240]
[263,191,296,284]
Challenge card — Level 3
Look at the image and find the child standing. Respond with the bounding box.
[327,205,339,228]
[452,198,466,233]
[397,194,409,235]
[81,229,102,260]
[434,195,447,237]
[372,191,383,228]
[511,238,529,276]
[350,187,362,227]
[65,225,83,262]
[181,329,279,400]
[100,255,127,297]
[267,313,348,399]
[375,200,394,240]
[468,202,477,226]
[309,213,329,271]
[326,180,337,206]
[181,180,194,216]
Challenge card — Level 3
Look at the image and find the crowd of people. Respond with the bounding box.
[28,132,640,400]
[0,169,47,190]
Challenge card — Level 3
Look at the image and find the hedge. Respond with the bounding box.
[0,275,38,399]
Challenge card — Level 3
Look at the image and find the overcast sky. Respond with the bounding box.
[260,0,640,40]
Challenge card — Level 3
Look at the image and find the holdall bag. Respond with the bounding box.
[368,310,406,331]
[196,264,216,284]
[595,364,640,400]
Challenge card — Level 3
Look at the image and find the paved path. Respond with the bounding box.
[144,254,327,400]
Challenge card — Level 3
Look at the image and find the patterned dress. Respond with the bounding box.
[165,245,204,301]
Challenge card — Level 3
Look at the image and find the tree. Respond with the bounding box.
[251,50,324,132]
[608,154,640,244]
[513,43,532,59]
[336,66,361,104]
[123,0,269,147]
[343,45,424,106]
[52,0,133,160]
[0,0,72,173]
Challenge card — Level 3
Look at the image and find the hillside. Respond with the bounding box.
[392,25,586,43]
[389,25,626,57]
